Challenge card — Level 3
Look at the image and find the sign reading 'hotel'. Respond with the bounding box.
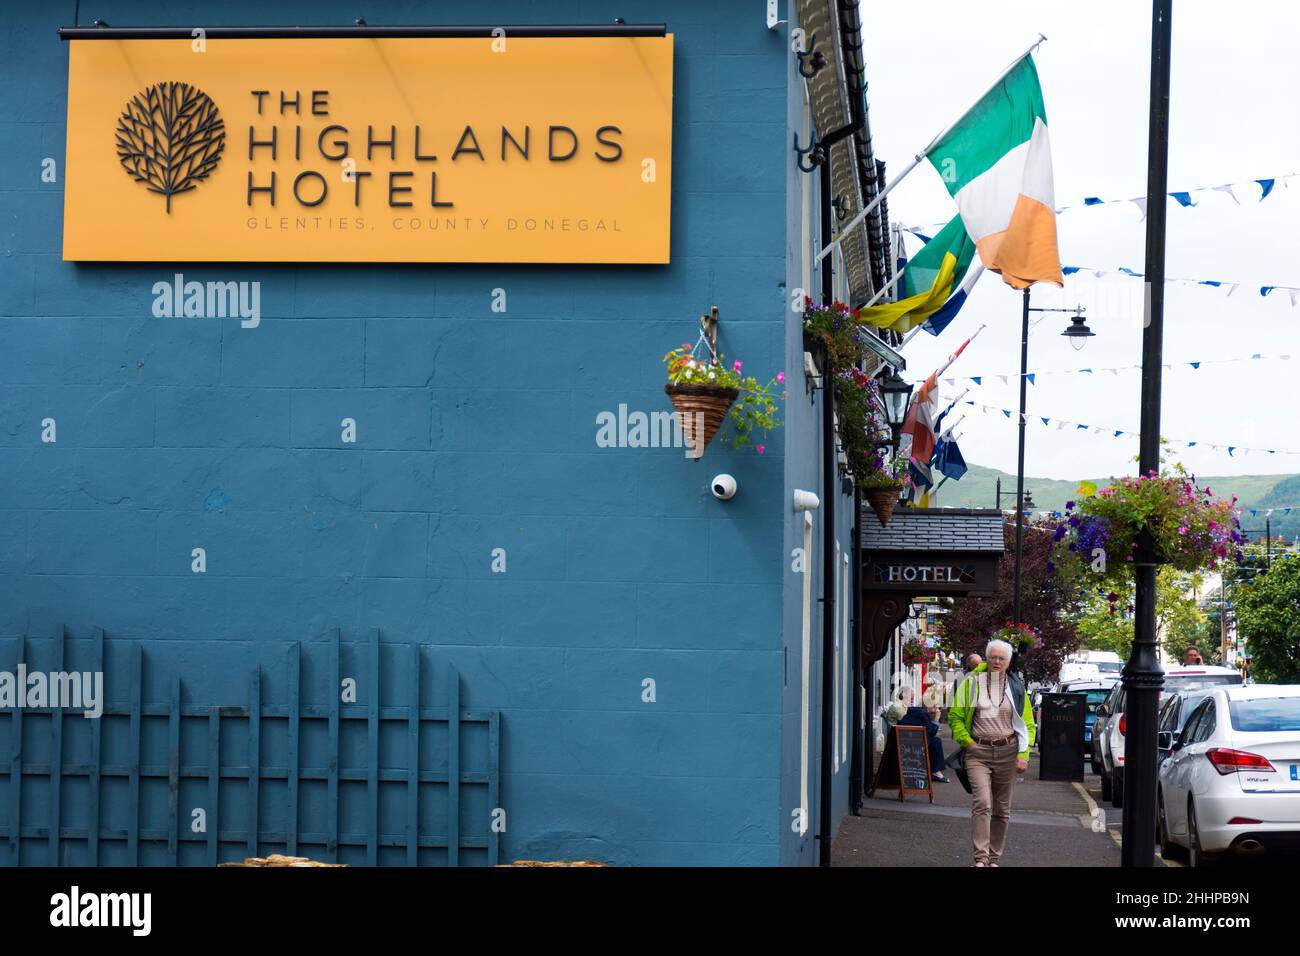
[870,563,979,585]
[63,37,674,263]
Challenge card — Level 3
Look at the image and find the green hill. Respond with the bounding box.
[936,463,1298,542]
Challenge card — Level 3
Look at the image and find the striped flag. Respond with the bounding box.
[926,54,1063,289]
[900,334,975,471]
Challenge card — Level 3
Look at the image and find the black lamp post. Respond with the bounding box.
[1122,0,1172,868]
[877,367,913,456]
[1011,300,1091,627]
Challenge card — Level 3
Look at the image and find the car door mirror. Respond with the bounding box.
[1157,731,1173,751]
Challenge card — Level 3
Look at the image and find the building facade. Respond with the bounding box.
[0,0,893,865]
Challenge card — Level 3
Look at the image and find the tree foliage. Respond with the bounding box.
[1235,554,1300,683]
[938,520,1081,683]
[1069,567,1210,663]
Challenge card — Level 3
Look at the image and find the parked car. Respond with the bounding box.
[1156,687,1217,764]
[1099,665,1243,807]
[1157,684,1300,865]
[1094,682,1122,785]
[1056,679,1118,763]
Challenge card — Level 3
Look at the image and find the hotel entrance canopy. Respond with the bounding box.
[859,508,1006,664]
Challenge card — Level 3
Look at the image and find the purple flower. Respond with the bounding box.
[1068,515,1081,527]
[1065,500,1076,511]
[1053,526,1067,541]
[1046,561,1056,573]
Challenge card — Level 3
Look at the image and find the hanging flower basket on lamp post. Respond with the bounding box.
[1049,469,1244,597]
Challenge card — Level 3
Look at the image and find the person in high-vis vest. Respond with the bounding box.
[948,639,1036,867]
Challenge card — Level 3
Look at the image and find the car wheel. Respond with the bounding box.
[1100,768,1112,802]
[1090,747,1101,775]
[1157,789,1183,861]
[1188,799,1215,868]
[1112,768,1125,809]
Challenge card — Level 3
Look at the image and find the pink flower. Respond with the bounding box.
[1178,526,1188,535]
[733,360,743,373]
[777,371,786,384]
[756,444,765,454]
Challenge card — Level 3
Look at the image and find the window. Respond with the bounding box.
[1175,694,1211,734]
[1228,697,1300,732]
[1166,673,1241,692]
[1183,699,1216,744]
[1157,698,1180,732]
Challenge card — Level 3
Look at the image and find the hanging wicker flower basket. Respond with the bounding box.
[664,383,738,460]
[863,483,904,526]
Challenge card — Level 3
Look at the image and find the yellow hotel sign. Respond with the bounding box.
[63,37,673,263]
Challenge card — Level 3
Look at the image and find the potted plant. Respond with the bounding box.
[663,343,784,459]
[1051,467,1244,591]
[990,622,1042,656]
[860,448,909,526]
[901,638,935,666]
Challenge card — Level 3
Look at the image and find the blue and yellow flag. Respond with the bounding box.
[858,215,977,333]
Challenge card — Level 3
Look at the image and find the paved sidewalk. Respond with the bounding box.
[832,725,1122,867]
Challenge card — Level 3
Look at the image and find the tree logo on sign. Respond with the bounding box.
[116,82,225,212]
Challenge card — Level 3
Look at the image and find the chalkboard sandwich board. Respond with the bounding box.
[871,725,934,802]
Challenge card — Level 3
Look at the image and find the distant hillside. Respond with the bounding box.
[935,463,1298,542]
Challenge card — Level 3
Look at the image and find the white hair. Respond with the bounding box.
[984,638,1014,659]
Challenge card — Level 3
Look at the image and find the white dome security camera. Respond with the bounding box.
[711,474,737,501]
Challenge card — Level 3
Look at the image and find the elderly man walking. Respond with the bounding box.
[948,639,1036,867]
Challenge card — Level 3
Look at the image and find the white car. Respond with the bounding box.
[1157,684,1300,865]
[1100,664,1242,807]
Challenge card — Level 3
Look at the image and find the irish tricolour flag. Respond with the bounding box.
[927,54,1063,289]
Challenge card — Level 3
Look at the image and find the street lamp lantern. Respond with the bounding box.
[1061,309,1095,351]
[876,367,913,455]
[877,367,913,428]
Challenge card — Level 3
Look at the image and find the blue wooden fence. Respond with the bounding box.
[0,626,500,866]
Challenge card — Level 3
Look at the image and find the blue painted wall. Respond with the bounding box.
[0,0,860,865]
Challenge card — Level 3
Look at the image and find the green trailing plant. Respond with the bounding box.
[801,299,898,482]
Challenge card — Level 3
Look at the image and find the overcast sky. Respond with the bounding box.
[862,1,1300,481]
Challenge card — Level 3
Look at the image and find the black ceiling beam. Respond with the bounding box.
[59,23,667,40]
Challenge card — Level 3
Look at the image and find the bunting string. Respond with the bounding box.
[1058,264,1300,303]
[959,400,1300,459]
[1242,507,1300,519]
[903,172,1298,233]
[1054,173,1297,215]
[923,353,1294,389]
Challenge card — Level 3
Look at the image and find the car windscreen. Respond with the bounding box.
[1165,674,1241,692]
[1084,690,1109,711]
[1094,662,1121,673]
[1228,697,1300,732]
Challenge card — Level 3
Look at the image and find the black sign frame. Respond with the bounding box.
[871,725,934,802]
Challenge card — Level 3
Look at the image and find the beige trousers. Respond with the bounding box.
[966,740,1018,865]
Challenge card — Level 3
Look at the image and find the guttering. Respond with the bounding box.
[835,0,889,294]
[58,23,667,40]
[817,344,837,867]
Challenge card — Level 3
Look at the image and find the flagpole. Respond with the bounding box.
[863,270,904,308]
[935,324,987,377]
[817,33,1048,264]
